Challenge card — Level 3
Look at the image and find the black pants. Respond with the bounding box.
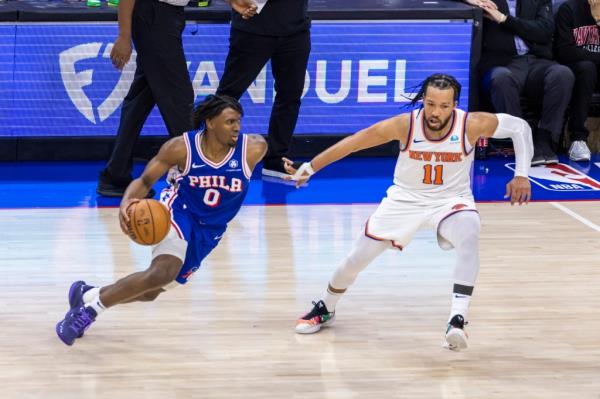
[566,60,599,141]
[102,0,194,186]
[216,28,311,167]
[482,55,574,144]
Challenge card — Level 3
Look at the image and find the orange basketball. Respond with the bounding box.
[126,199,171,245]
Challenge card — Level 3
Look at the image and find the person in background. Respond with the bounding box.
[97,0,254,197]
[218,0,311,178]
[554,0,599,161]
[462,0,574,165]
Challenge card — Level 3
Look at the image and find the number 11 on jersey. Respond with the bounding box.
[423,164,444,185]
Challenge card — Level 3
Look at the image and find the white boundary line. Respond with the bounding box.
[550,202,600,233]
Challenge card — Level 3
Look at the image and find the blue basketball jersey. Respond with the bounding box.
[158,131,253,284]
[167,130,251,231]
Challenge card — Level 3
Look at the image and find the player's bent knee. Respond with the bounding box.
[144,255,183,289]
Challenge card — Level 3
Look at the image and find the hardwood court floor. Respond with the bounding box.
[0,202,598,399]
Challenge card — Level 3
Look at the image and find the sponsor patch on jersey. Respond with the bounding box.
[229,159,239,169]
[505,162,600,191]
[450,135,459,142]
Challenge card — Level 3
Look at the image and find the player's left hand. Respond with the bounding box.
[504,176,531,205]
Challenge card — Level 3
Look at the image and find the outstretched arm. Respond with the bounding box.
[119,137,187,234]
[284,114,410,187]
[466,112,533,205]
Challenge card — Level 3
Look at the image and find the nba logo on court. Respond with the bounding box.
[505,163,600,191]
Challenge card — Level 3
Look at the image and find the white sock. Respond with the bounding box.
[86,295,106,317]
[449,293,471,322]
[83,287,100,304]
[322,285,343,312]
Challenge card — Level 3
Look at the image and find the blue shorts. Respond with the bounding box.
[152,208,226,285]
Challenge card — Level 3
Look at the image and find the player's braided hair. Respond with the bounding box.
[407,74,462,108]
[192,94,244,131]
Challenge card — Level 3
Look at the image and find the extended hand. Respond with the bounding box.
[119,198,140,235]
[504,176,531,205]
[283,158,313,188]
[110,36,132,70]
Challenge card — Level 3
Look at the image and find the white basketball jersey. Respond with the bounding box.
[388,108,474,202]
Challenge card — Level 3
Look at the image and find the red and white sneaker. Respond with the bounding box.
[295,300,336,334]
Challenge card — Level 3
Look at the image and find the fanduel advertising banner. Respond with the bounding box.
[0,21,471,137]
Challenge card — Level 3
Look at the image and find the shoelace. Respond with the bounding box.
[303,301,323,319]
[71,309,94,332]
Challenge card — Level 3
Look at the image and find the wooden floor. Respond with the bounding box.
[0,202,599,399]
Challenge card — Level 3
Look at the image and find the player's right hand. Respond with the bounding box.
[119,198,140,235]
[230,0,258,19]
[110,35,132,70]
[464,0,498,10]
[283,158,313,188]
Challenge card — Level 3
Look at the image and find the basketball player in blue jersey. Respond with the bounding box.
[56,95,267,346]
[286,74,533,351]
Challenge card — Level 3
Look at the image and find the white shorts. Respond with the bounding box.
[365,196,478,250]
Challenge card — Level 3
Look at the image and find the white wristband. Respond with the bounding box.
[292,162,315,180]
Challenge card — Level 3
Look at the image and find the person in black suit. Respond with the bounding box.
[464,0,575,165]
[97,0,256,197]
[217,0,311,178]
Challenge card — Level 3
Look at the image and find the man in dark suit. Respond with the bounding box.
[218,0,311,178]
[466,0,575,165]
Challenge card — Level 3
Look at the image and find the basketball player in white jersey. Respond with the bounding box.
[285,74,533,351]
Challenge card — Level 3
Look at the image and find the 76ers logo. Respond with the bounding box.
[505,163,600,191]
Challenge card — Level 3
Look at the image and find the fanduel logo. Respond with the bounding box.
[59,42,137,124]
[191,59,418,104]
[60,44,419,125]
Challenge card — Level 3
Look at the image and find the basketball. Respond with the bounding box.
[126,199,171,245]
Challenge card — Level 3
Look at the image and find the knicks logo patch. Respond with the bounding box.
[505,163,600,191]
[452,204,468,210]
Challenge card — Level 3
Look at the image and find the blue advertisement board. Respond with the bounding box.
[1,21,471,137]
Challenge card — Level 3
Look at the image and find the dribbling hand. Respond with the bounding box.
[504,176,531,205]
[119,198,140,235]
